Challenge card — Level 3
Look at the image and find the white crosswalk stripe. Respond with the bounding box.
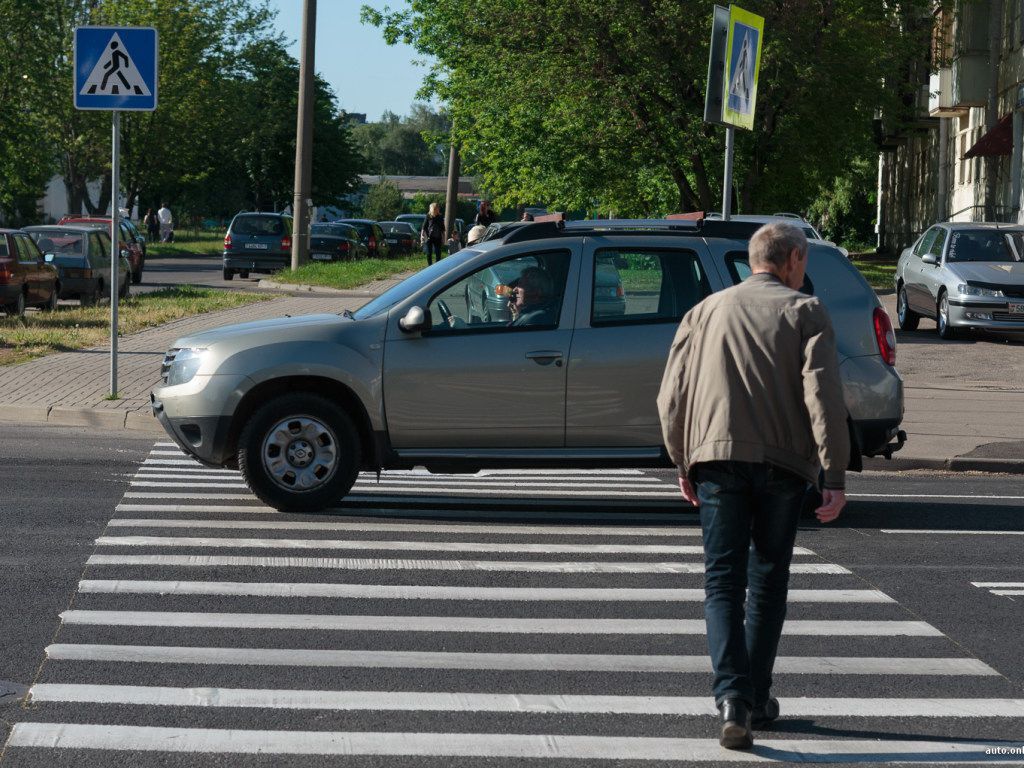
[6,443,1019,766]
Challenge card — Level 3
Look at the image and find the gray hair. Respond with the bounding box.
[749,222,808,270]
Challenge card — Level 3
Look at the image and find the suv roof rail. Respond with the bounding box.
[498,217,764,244]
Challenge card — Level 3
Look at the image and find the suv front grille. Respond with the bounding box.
[160,348,180,384]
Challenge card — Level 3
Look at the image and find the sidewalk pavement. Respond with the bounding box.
[0,277,1021,474]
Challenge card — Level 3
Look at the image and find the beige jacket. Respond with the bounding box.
[657,272,849,489]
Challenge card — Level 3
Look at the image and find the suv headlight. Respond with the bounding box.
[164,347,207,386]
[957,284,1004,298]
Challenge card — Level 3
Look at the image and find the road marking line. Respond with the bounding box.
[107,518,700,536]
[122,493,258,500]
[44,644,998,675]
[95,535,814,556]
[9,724,1016,760]
[347,477,669,486]
[59,611,941,636]
[85,554,848,574]
[990,590,1024,596]
[27,686,1022,717]
[116,504,274,513]
[76,580,892,603]
[883,530,1024,535]
[972,582,1024,587]
[128,481,682,496]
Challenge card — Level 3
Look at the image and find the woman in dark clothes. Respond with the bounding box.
[421,202,445,266]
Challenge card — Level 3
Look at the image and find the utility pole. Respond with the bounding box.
[444,140,460,244]
[291,0,316,270]
[983,0,1003,221]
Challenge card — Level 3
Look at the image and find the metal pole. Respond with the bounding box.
[444,140,460,246]
[291,0,317,270]
[722,126,734,220]
[110,110,120,398]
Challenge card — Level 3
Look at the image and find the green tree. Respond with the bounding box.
[362,179,405,221]
[351,105,449,175]
[363,0,935,216]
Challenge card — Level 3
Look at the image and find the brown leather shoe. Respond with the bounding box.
[718,698,753,749]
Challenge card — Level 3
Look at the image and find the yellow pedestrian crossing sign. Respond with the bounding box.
[74,26,158,111]
[722,5,764,130]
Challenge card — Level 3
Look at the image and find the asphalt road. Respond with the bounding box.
[1,424,1023,766]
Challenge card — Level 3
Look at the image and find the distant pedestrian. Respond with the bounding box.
[474,200,496,228]
[519,210,534,222]
[657,222,849,750]
[157,202,173,243]
[446,228,461,254]
[143,208,159,242]
[421,202,445,266]
[466,224,488,246]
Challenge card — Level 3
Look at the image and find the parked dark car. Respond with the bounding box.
[0,229,60,316]
[395,213,426,235]
[309,223,367,262]
[223,212,293,280]
[24,225,130,304]
[59,216,145,284]
[377,221,417,255]
[339,219,391,258]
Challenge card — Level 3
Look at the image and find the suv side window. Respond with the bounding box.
[428,251,571,334]
[591,248,710,325]
[0,236,8,258]
[724,251,814,295]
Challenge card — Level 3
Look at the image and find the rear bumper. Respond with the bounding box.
[223,252,290,273]
[59,277,99,298]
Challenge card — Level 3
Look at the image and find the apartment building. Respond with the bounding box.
[876,0,1024,252]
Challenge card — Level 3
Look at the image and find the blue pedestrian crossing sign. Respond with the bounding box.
[74,26,158,111]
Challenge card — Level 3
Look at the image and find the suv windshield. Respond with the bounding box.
[353,249,479,320]
[947,230,1023,263]
[232,215,285,236]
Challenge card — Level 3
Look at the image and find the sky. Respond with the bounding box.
[267,0,434,122]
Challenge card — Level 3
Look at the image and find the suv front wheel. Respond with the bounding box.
[238,393,361,513]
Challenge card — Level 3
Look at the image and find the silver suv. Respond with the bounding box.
[152,219,905,512]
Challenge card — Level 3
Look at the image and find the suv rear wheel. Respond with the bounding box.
[223,268,234,281]
[237,393,361,513]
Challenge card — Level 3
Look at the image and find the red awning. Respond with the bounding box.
[964,113,1013,159]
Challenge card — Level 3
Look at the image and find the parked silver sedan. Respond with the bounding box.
[895,222,1024,339]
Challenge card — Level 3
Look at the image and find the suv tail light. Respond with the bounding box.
[337,241,350,254]
[368,236,377,252]
[224,233,233,250]
[873,307,896,366]
[281,235,292,251]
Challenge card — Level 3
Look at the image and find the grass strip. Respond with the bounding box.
[0,285,272,366]
[850,258,897,291]
[271,257,426,290]
[146,232,224,259]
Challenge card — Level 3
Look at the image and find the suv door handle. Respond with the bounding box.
[525,350,563,367]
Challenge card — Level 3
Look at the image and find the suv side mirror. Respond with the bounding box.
[399,305,430,333]
[921,253,939,265]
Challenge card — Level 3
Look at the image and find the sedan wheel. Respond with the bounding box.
[937,293,958,339]
[896,286,919,331]
[6,291,25,317]
[238,393,360,513]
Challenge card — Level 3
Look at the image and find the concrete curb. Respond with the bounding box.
[863,455,1024,474]
[0,405,164,434]
[257,279,378,297]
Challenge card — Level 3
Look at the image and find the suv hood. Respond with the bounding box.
[172,313,350,349]
[948,262,1024,285]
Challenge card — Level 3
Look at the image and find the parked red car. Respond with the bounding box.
[0,229,60,316]
[58,215,145,284]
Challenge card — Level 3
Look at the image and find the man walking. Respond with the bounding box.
[657,222,849,749]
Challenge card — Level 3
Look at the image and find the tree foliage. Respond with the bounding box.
[362,0,936,216]
[362,178,405,220]
[351,104,450,175]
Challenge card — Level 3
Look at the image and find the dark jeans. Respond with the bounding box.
[693,460,807,708]
[424,239,442,265]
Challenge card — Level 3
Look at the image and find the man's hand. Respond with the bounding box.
[815,489,846,523]
[678,475,699,507]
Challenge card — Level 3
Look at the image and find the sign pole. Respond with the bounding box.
[110,109,120,398]
[722,125,734,221]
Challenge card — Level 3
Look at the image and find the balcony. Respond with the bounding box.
[929,68,967,117]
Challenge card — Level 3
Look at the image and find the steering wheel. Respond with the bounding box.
[436,299,453,325]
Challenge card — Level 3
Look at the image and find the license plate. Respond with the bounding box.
[246,243,269,250]
[1010,303,1024,314]
[311,253,333,261]
[387,238,398,244]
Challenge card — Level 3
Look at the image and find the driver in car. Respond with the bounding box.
[508,267,557,327]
